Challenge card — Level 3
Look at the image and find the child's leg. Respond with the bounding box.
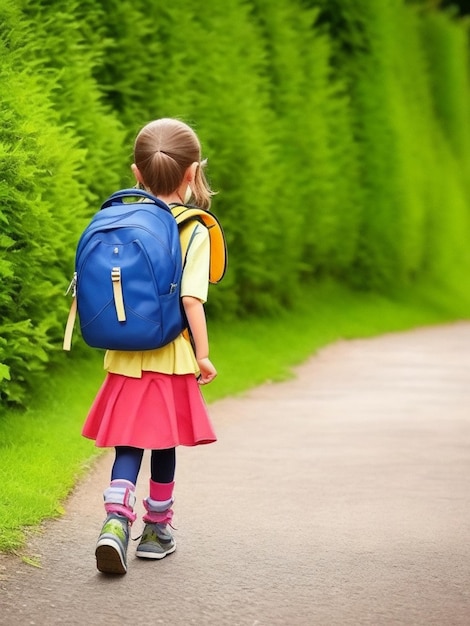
[95,446,144,575]
[111,445,144,484]
[136,448,176,560]
[151,447,176,483]
[103,445,144,520]
[146,447,176,519]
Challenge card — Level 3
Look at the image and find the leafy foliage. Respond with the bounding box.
[0,1,125,406]
[1,0,470,406]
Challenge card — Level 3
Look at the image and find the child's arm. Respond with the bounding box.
[182,295,217,385]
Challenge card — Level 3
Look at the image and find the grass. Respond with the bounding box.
[1,278,469,552]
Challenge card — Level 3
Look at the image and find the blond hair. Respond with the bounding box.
[133,118,214,209]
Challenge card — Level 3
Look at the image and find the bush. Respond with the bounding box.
[0,0,125,406]
[1,0,470,407]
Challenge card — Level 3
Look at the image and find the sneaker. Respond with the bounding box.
[95,513,130,574]
[135,523,176,560]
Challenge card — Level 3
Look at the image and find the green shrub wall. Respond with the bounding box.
[1,0,469,406]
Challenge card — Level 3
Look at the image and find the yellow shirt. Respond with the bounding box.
[104,223,210,378]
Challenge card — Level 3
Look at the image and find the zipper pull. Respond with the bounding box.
[65,272,77,297]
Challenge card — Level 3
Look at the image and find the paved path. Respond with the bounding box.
[1,323,470,625]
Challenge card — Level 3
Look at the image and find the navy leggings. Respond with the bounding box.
[111,446,176,485]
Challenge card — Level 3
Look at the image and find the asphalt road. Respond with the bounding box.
[1,322,470,625]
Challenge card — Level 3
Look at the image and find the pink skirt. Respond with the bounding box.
[82,371,216,449]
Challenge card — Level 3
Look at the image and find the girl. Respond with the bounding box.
[82,118,220,575]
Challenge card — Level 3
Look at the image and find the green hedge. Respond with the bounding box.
[1,0,470,407]
[0,0,125,405]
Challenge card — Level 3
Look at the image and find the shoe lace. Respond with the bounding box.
[132,521,176,542]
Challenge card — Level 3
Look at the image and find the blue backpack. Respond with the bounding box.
[63,188,185,351]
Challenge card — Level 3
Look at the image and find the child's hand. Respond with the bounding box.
[197,357,217,385]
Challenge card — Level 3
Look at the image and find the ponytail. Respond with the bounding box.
[190,160,214,210]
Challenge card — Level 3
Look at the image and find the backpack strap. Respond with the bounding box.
[63,272,78,351]
[111,266,126,321]
[178,219,202,270]
[63,295,77,351]
[170,204,227,284]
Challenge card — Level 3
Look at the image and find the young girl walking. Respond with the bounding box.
[82,118,222,575]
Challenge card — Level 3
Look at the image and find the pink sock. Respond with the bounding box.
[143,480,175,524]
[149,479,174,503]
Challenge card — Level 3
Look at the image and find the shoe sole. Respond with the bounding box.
[135,543,176,560]
[95,541,127,575]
